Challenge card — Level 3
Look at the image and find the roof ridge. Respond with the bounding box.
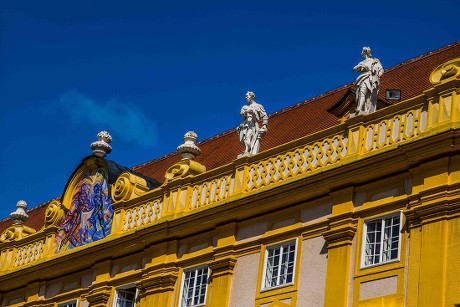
[384,41,460,73]
[196,129,234,145]
[133,151,179,170]
[269,83,354,118]
[133,129,236,171]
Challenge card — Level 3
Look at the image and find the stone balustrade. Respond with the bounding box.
[0,68,458,272]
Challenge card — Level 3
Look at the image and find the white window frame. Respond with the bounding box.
[360,212,402,269]
[260,238,298,292]
[58,301,78,307]
[178,265,210,307]
[113,285,137,307]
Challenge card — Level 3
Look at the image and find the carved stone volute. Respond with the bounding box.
[43,199,65,229]
[165,131,206,182]
[112,172,150,203]
[430,58,460,85]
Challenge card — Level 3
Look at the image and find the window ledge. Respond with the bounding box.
[356,261,404,278]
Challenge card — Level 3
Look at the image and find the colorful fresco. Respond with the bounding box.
[55,167,114,252]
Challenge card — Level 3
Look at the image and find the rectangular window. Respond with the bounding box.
[385,89,401,100]
[180,266,209,307]
[58,301,77,307]
[362,213,401,268]
[114,286,137,307]
[262,239,297,290]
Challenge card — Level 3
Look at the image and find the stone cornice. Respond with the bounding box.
[405,184,460,227]
[322,224,357,248]
[137,266,179,297]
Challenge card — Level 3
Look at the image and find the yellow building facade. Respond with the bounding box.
[0,53,459,307]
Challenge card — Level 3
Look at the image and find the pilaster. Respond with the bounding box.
[207,223,237,307]
[404,155,460,307]
[137,241,179,306]
[403,196,422,307]
[86,260,113,307]
[137,265,179,306]
[322,187,357,307]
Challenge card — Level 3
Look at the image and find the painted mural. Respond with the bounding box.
[55,167,114,252]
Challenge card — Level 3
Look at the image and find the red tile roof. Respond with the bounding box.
[379,42,460,102]
[0,200,50,234]
[1,41,460,233]
[135,41,460,181]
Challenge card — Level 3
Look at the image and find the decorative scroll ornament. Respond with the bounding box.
[44,199,65,228]
[165,131,206,182]
[429,58,460,85]
[90,131,113,158]
[0,200,36,242]
[112,172,150,203]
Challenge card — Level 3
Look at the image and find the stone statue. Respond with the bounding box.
[353,47,384,114]
[237,91,268,157]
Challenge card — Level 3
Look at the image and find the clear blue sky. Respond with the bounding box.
[0,0,458,220]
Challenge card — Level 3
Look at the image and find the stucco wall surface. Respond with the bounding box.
[297,236,328,306]
[228,252,260,307]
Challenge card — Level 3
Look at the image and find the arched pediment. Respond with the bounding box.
[56,156,161,253]
[56,156,114,252]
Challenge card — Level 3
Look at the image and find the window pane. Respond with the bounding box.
[265,245,281,288]
[363,214,400,267]
[365,220,382,265]
[263,241,296,290]
[116,287,136,307]
[181,266,209,307]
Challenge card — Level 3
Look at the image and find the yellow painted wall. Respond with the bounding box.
[1,57,459,307]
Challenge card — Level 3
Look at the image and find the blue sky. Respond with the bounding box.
[0,0,458,220]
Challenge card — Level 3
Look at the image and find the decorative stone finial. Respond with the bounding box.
[10,200,29,225]
[164,131,206,182]
[237,91,268,158]
[353,47,384,115]
[90,131,113,158]
[0,200,36,242]
[177,131,201,160]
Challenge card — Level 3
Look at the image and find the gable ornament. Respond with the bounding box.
[164,131,206,182]
[0,200,37,242]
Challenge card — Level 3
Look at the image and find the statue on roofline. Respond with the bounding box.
[237,91,268,158]
[353,47,384,115]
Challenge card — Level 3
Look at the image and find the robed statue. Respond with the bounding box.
[354,47,384,114]
[237,91,268,157]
